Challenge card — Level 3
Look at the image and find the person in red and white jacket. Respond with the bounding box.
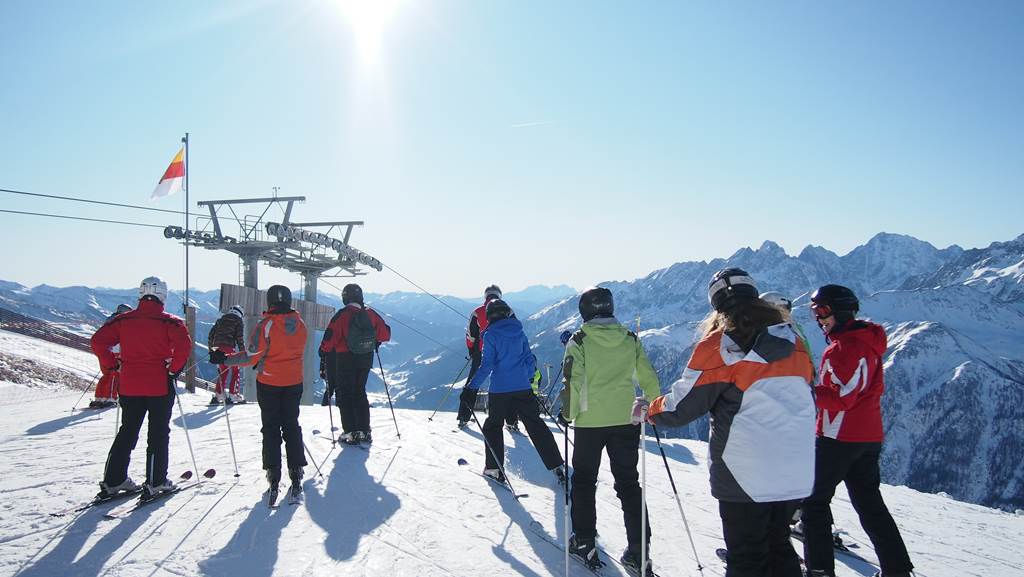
[318,284,391,444]
[801,285,914,577]
[90,277,192,499]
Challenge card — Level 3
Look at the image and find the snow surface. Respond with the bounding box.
[2,332,1023,577]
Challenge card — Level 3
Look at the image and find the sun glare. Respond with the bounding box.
[336,0,404,67]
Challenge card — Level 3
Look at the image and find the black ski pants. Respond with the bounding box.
[482,389,563,471]
[103,390,174,486]
[719,500,802,577]
[335,352,373,434]
[571,424,651,552]
[257,382,307,472]
[802,437,913,576]
[457,351,482,422]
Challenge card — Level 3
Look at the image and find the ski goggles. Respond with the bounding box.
[810,302,833,320]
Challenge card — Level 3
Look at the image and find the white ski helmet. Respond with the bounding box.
[759,291,792,312]
[228,305,244,318]
[139,276,168,304]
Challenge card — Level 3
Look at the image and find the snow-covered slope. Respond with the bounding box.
[2,330,1022,577]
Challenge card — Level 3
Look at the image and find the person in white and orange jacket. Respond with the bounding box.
[646,268,815,577]
[801,285,914,577]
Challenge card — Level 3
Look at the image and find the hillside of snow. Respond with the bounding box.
[2,330,1023,577]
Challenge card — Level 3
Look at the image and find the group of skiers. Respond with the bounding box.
[457,272,912,577]
[86,271,912,577]
[89,278,390,505]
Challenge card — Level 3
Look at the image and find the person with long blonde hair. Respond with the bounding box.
[646,268,815,577]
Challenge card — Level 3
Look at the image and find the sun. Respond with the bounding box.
[335,0,404,67]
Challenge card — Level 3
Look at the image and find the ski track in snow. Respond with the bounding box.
[0,329,1022,577]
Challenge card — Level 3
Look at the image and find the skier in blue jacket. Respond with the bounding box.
[467,299,565,483]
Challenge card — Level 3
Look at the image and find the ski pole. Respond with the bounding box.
[534,393,574,448]
[428,357,471,421]
[173,381,202,484]
[641,418,648,577]
[71,369,102,412]
[112,373,120,439]
[303,440,324,478]
[375,349,401,439]
[467,404,523,500]
[215,366,241,478]
[563,417,570,577]
[542,365,562,403]
[651,424,704,573]
[326,388,337,443]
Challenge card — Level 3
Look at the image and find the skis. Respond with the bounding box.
[790,527,873,567]
[456,458,528,499]
[527,520,608,575]
[103,469,216,519]
[49,470,191,517]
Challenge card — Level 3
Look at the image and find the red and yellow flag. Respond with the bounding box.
[151,148,184,199]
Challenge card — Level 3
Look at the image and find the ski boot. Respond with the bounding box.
[482,468,506,483]
[209,392,224,405]
[506,423,522,435]
[568,534,604,571]
[266,468,281,505]
[338,432,359,445]
[98,477,139,498]
[357,430,372,444]
[456,420,469,429]
[551,464,567,486]
[227,392,245,404]
[620,548,656,577]
[142,477,178,500]
[288,467,304,502]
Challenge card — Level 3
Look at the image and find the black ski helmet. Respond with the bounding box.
[578,287,614,322]
[266,285,292,311]
[810,284,859,320]
[342,283,364,306]
[484,284,502,301]
[485,298,512,323]
[115,303,133,315]
[708,268,759,312]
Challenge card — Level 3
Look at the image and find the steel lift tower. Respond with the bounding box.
[163,195,383,403]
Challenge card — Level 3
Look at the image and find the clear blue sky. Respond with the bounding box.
[2,1,1022,300]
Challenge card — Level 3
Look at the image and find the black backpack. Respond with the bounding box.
[346,307,378,355]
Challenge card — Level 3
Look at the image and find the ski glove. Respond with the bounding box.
[209,349,227,364]
[630,397,650,426]
[559,330,572,346]
[556,410,570,428]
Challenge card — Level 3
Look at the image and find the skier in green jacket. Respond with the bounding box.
[559,286,661,575]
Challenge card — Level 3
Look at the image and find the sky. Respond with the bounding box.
[1,0,1022,300]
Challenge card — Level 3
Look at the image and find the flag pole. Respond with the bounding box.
[182,132,189,314]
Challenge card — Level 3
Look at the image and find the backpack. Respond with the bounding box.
[346,307,378,355]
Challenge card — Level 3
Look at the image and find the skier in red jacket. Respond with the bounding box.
[318,284,391,445]
[89,303,132,408]
[801,285,914,577]
[456,285,520,431]
[90,277,192,499]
